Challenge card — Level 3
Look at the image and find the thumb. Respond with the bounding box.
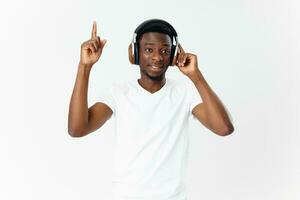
[101,39,107,48]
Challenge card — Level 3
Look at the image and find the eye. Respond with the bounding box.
[145,48,153,53]
[161,49,171,55]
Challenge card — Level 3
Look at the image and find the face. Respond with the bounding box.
[138,32,172,81]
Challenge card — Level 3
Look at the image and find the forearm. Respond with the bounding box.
[189,70,234,133]
[68,63,92,137]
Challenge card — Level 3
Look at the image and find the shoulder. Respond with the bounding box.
[109,79,135,94]
[167,78,191,92]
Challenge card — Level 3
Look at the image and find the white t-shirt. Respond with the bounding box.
[96,78,202,200]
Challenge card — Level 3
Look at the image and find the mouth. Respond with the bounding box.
[148,65,164,72]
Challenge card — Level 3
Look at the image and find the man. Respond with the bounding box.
[68,19,234,200]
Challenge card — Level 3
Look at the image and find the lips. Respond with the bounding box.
[149,65,163,72]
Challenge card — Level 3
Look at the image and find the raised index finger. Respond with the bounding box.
[91,21,97,38]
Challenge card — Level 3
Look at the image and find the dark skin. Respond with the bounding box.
[68,21,234,137]
[137,32,234,136]
[137,32,172,93]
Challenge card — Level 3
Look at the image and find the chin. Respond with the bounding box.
[145,73,165,81]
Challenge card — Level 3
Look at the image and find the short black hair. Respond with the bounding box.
[136,22,174,45]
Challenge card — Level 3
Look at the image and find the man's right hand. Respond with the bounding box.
[79,21,107,68]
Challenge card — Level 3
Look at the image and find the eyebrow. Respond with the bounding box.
[143,42,171,46]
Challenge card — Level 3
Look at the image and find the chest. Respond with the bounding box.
[115,91,189,127]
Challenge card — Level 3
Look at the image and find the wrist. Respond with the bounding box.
[79,61,93,69]
[188,70,203,84]
[78,62,92,76]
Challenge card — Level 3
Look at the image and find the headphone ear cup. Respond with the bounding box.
[128,43,134,64]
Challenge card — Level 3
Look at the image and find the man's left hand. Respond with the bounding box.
[175,44,200,79]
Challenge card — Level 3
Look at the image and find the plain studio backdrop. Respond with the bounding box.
[0,0,299,199]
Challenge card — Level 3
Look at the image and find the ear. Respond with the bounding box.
[128,43,134,64]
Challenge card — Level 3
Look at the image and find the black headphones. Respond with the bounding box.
[128,19,179,66]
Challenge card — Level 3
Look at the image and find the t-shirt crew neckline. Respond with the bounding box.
[135,78,169,96]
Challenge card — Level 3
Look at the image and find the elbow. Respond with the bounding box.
[68,127,87,138]
[212,123,234,137]
[217,125,234,136]
[68,119,89,137]
[220,127,234,136]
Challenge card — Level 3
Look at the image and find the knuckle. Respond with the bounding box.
[91,39,99,46]
[89,40,95,46]
[81,43,88,48]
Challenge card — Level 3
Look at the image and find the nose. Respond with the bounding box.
[152,50,163,62]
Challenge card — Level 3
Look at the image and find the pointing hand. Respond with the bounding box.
[79,21,107,68]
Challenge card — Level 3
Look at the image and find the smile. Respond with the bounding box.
[149,65,163,72]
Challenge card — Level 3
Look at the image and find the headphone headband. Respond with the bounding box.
[134,19,177,36]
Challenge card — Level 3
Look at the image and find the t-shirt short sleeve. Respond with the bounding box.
[185,81,203,113]
[95,84,116,114]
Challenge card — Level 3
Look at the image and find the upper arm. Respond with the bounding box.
[192,103,234,136]
[85,102,113,135]
[191,103,212,131]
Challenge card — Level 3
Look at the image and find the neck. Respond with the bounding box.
[138,74,166,93]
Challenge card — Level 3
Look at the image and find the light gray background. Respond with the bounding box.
[1,0,299,199]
